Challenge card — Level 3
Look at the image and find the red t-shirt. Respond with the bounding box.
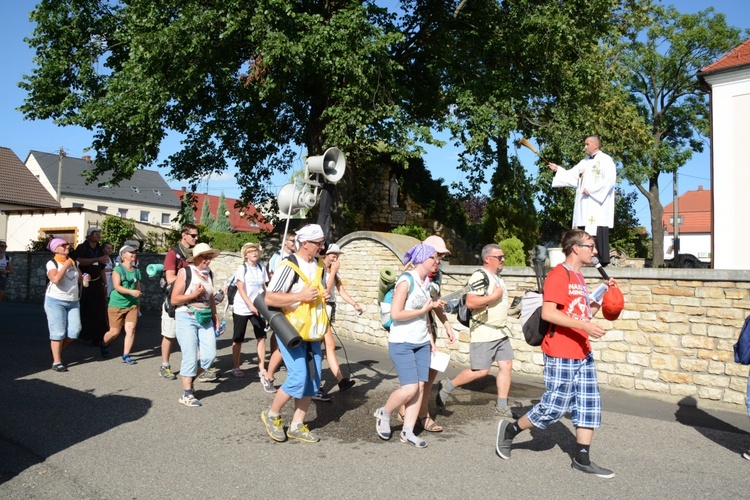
[540,264,591,359]
[163,246,189,274]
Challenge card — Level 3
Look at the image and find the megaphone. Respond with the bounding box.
[305,147,346,184]
[277,183,317,217]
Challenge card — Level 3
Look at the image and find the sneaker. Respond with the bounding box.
[743,450,750,461]
[99,341,110,358]
[287,424,320,443]
[494,405,513,419]
[338,378,356,392]
[179,393,202,407]
[374,407,391,440]
[231,368,246,378]
[51,363,68,372]
[261,409,286,442]
[260,375,277,394]
[571,459,615,479]
[197,370,218,383]
[311,391,332,402]
[122,354,137,365]
[435,380,449,409]
[160,365,177,380]
[495,419,513,459]
[206,367,220,375]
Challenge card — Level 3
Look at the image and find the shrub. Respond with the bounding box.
[207,231,259,252]
[101,215,137,249]
[497,236,527,267]
[392,225,429,242]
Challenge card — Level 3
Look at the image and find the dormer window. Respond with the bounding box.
[152,189,162,196]
[131,186,140,193]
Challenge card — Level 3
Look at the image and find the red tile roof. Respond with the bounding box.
[662,187,711,234]
[0,147,60,209]
[174,190,273,233]
[700,39,750,75]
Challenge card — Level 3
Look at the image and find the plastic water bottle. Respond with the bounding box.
[216,320,226,337]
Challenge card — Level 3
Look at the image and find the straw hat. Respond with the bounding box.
[188,243,220,262]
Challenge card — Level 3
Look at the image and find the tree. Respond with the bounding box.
[200,197,214,229]
[101,214,136,249]
[616,5,742,266]
[213,192,232,232]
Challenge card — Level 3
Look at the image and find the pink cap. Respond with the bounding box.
[48,237,68,252]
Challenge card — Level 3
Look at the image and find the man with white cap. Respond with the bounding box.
[313,242,363,401]
[261,224,330,443]
[71,227,109,347]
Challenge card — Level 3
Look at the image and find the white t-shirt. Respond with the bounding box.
[388,270,430,345]
[267,256,320,311]
[176,265,214,312]
[468,269,509,342]
[46,260,80,302]
[233,262,269,316]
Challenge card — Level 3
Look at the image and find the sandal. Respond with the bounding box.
[400,431,427,448]
[417,416,443,433]
[232,368,246,378]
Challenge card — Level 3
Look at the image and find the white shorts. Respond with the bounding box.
[161,308,176,339]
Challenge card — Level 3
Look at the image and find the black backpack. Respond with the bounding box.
[521,268,569,346]
[456,269,491,327]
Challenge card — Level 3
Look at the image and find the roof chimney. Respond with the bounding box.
[82,155,92,163]
[698,185,703,191]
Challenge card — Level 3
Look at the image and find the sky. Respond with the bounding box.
[1,1,749,231]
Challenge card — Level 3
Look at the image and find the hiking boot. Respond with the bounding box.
[287,424,320,443]
[338,378,356,392]
[51,363,68,372]
[311,391,332,402]
[260,375,277,394]
[261,409,286,442]
[197,370,218,383]
[179,393,202,407]
[160,365,177,380]
[571,459,615,479]
[495,419,513,459]
[494,405,513,419]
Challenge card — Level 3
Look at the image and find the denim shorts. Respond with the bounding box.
[389,341,431,386]
[44,295,81,341]
[174,310,216,378]
[279,340,322,399]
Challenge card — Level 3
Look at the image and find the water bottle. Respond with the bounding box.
[216,320,226,337]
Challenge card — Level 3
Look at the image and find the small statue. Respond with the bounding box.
[389,176,399,207]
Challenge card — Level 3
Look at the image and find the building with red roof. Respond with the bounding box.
[662,186,711,263]
[175,189,273,233]
[698,39,750,269]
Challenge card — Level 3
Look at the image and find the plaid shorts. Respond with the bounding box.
[527,353,601,430]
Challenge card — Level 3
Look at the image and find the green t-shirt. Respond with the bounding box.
[109,265,141,309]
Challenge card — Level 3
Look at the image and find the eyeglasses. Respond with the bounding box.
[578,244,596,250]
[186,233,199,238]
[489,255,506,261]
[307,240,326,247]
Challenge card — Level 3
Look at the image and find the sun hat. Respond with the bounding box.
[241,242,262,256]
[87,227,101,236]
[48,237,68,252]
[602,285,625,321]
[119,245,138,256]
[188,243,221,262]
[326,243,345,255]
[423,235,450,255]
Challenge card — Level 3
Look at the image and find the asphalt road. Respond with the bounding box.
[1,302,748,499]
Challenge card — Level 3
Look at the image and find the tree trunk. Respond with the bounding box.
[648,174,665,267]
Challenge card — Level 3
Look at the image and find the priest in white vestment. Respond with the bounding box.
[547,135,616,266]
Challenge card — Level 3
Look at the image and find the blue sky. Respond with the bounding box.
[1,1,749,230]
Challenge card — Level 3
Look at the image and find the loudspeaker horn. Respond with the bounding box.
[306,147,346,184]
[277,183,316,217]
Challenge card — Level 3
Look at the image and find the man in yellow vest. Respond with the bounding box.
[260,224,330,443]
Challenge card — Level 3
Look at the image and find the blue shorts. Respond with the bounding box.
[44,295,81,341]
[389,341,431,386]
[279,341,322,399]
[527,353,601,429]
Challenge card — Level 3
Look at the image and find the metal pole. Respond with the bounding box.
[56,147,65,204]
[673,170,680,260]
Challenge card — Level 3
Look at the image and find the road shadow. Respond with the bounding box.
[674,396,750,455]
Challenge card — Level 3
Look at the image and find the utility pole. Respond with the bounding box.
[673,170,680,262]
[56,147,66,204]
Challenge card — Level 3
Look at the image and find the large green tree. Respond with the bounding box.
[616,5,742,266]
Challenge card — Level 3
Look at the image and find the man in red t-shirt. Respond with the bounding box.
[158,224,199,380]
[496,229,617,479]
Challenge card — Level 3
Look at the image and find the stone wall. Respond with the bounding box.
[330,232,750,411]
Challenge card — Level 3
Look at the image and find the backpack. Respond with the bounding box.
[521,267,570,346]
[164,266,213,318]
[379,273,415,330]
[734,315,750,365]
[456,269,492,328]
[226,263,246,306]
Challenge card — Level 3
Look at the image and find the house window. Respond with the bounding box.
[117,208,128,218]
[669,216,683,225]
[72,203,84,208]
[131,186,140,193]
[140,210,149,222]
[153,189,162,196]
[97,205,108,213]
[161,213,171,224]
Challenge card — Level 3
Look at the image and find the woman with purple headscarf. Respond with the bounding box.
[374,243,442,448]
[44,238,83,372]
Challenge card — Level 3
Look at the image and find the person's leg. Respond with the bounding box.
[250,315,268,374]
[323,327,343,382]
[103,307,125,346]
[45,296,68,366]
[266,337,283,380]
[197,320,217,373]
[160,309,176,367]
[256,337,267,372]
[175,311,200,404]
[232,314,249,371]
[438,340,494,407]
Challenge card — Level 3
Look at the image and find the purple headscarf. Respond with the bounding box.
[403,243,437,266]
